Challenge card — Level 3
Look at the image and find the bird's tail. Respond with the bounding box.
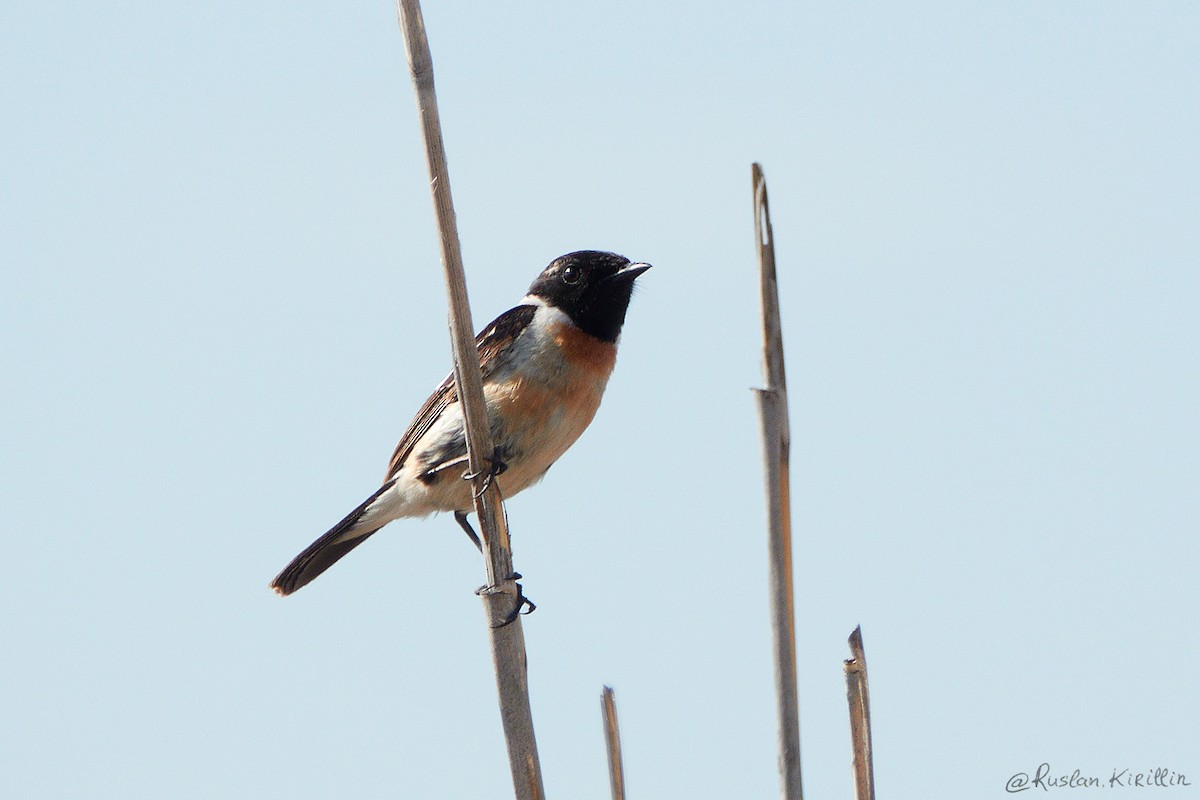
[270,480,397,596]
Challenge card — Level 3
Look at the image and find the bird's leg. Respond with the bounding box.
[461,449,529,625]
[461,446,508,499]
[453,510,483,552]
[455,447,507,551]
[459,510,525,589]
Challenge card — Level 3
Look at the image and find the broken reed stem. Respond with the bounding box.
[844,626,876,800]
[600,687,626,800]
[395,2,544,797]
[751,163,803,800]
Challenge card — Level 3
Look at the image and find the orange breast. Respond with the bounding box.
[553,321,618,377]
[482,318,618,490]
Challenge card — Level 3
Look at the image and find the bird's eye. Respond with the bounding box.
[561,265,581,285]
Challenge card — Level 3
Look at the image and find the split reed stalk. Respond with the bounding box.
[752,163,803,800]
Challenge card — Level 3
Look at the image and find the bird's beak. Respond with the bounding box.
[608,262,651,282]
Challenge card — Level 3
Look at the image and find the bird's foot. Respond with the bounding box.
[462,448,508,499]
[475,573,536,628]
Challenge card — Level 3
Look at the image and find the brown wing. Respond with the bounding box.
[384,304,538,480]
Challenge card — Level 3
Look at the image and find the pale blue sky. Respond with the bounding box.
[2,2,1197,798]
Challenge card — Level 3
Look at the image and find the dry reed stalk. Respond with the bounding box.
[395,2,544,796]
[752,163,803,800]
[600,687,626,800]
[844,626,876,800]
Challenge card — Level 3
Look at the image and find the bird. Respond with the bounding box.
[270,250,650,596]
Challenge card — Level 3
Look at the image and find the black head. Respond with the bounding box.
[527,250,650,342]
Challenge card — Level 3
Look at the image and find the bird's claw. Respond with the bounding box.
[475,573,536,628]
[462,449,508,499]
